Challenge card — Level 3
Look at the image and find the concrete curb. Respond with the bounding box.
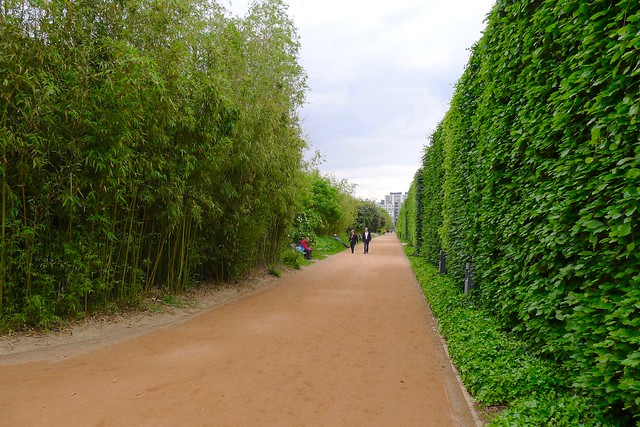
[430,313,484,427]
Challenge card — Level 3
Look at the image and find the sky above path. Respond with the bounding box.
[227,0,496,201]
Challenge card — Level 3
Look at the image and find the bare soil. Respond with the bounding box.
[0,234,480,426]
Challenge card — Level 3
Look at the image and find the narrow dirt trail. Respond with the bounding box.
[0,234,478,427]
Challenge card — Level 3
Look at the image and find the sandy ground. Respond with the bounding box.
[0,234,480,427]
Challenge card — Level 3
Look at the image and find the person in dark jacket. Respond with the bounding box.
[348,229,359,254]
[362,227,372,254]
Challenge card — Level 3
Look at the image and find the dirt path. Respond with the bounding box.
[0,234,479,426]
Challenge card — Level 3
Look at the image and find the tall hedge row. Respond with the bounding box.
[396,174,417,246]
[0,0,307,327]
[418,128,444,267]
[400,0,639,421]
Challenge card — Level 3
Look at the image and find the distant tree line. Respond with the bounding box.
[398,0,638,422]
[292,170,393,243]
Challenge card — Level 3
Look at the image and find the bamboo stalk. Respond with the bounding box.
[168,228,180,292]
[176,216,187,292]
[68,172,73,238]
[102,202,118,300]
[120,188,137,301]
[146,228,168,293]
[0,145,6,308]
[130,205,147,299]
[19,157,33,295]
[178,213,193,291]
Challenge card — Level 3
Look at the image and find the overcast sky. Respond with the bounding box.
[227,0,496,201]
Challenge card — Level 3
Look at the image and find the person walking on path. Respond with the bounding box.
[348,229,359,254]
[362,227,372,254]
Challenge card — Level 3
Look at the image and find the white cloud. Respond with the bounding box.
[227,0,495,200]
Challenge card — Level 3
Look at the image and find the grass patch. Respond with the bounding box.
[160,294,186,307]
[281,247,303,270]
[311,234,349,260]
[268,266,282,277]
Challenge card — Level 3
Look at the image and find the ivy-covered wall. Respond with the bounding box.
[400,0,639,420]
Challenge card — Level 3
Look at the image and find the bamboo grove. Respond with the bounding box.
[0,0,308,327]
[398,0,639,422]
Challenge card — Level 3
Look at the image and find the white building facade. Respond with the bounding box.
[379,191,408,224]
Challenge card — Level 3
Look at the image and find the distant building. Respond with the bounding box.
[378,192,408,224]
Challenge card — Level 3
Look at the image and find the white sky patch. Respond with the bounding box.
[227,0,496,200]
[332,164,423,203]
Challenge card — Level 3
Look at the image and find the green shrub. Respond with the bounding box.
[406,248,619,426]
[267,266,282,277]
[313,234,348,258]
[281,248,303,270]
[23,295,63,330]
[493,392,619,427]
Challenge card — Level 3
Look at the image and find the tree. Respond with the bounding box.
[291,171,357,241]
[352,200,381,233]
[377,206,393,232]
[0,0,310,327]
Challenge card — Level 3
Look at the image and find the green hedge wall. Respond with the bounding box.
[440,46,484,284]
[400,0,639,421]
[396,177,416,246]
[419,129,444,267]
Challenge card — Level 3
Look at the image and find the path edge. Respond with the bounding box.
[402,246,483,427]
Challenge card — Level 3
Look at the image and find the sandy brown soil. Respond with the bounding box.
[0,234,480,426]
[0,275,277,365]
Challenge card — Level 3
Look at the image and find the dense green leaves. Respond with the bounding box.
[0,0,308,327]
[350,200,392,234]
[396,171,419,246]
[400,0,640,422]
[290,171,359,242]
[419,130,444,266]
[407,252,618,426]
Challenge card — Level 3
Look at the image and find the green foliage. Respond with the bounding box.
[0,0,308,327]
[396,180,416,245]
[493,393,619,427]
[310,174,342,232]
[160,295,185,308]
[419,130,445,266]
[402,0,640,421]
[312,234,348,259]
[291,210,322,244]
[438,47,483,283]
[22,295,63,331]
[267,266,282,277]
[376,206,393,233]
[329,174,359,232]
[351,200,386,233]
[413,169,425,252]
[280,248,302,270]
[406,249,619,426]
[290,172,357,242]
